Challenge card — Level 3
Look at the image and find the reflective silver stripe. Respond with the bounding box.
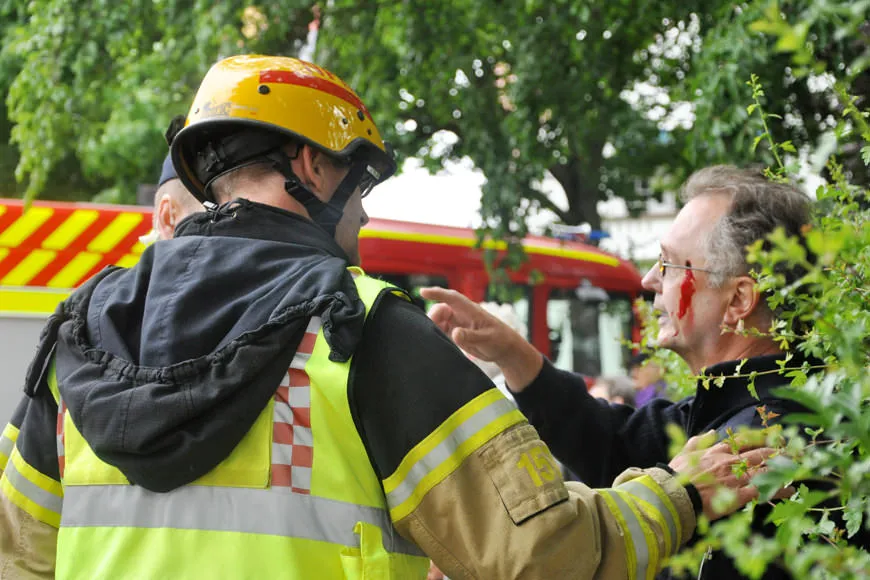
[604,489,649,580]
[305,316,322,334]
[386,397,516,510]
[4,454,63,515]
[0,433,13,459]
[56,400,65,461]
[62,485,425,557]
[619,479,677,552]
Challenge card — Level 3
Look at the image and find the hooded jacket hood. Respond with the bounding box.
[49,200,367,492]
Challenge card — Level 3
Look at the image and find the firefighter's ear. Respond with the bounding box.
[155,194,177,240]
[291,144,339,200]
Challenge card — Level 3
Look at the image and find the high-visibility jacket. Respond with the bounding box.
[48,273,429,579]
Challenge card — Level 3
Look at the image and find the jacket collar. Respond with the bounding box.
[175,198,350,261]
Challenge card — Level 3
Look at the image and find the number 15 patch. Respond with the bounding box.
[480,423,569,525]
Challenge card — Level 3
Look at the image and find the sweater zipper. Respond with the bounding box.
[696,546,713,579]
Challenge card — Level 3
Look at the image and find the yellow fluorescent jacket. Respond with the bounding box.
[45,273,430,580]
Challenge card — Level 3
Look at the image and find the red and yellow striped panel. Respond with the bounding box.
[0,200,152,316]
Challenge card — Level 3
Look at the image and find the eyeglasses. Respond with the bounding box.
[658,256,719,277]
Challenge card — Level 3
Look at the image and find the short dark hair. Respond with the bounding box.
[628,353,649,370]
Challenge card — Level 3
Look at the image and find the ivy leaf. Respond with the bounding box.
[767,499,810,526]
[752,134,764,153]
[845,499,864,539]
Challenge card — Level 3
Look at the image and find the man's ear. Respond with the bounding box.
[294,144,330,199]
[155,194,177,241]
[722,275,762,327]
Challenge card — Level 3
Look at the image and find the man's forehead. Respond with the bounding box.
[660,194,731,258]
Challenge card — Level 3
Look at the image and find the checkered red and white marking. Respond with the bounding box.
[271,316,321,494]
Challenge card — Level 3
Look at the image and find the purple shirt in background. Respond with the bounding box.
[635,380,668,407]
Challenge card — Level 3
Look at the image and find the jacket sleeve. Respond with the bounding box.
[0,390,60,579]
[0,398,28,476]
[350,295,696,580]
[513,359,693,486]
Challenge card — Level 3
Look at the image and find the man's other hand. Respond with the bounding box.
[669,431,794,521]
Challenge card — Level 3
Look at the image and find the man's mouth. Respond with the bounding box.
[652,305,670,325]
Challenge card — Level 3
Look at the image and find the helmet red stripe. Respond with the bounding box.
[259,70,372,122]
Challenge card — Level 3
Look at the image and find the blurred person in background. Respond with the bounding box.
[628,353,668,406]
[465,302,527,402]
[589,375,636,407]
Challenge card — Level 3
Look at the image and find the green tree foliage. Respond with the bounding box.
[0,0,866,234]
[664,11,870,576]
[663,0,870,186]
[319,0,714,235]
[0,0,283,202]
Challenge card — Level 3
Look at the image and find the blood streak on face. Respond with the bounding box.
[678,267,696,320]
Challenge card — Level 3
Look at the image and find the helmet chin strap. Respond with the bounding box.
[263,150,368,239]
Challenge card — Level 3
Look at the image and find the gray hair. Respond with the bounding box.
[681,165,812,288]
[210,141,349,204]
[597,376,636,407]
[210,162,279,204]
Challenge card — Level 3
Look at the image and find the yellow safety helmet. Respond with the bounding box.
[169,55,395,219]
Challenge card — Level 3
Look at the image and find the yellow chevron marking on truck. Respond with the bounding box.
[87,213,143,253]
[115,254,141,268]
[1,250,57,286]
[47,252,103,288]
[0,207,54,248]
[42,210,100,250]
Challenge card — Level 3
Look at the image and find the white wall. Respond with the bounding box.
[0,317,45,427]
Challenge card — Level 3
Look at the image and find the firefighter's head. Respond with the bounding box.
[168,55,394,264]
[151,154,204,241]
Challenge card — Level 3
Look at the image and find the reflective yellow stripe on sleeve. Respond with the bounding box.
[383,388,525,522]
[600,472,683,580]
[618,476,681,557]
[0,423,20,472]
[0,447,63,527]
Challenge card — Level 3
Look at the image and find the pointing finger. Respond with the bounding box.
[427,303,454,331]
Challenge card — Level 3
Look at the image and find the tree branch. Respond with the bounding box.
[523,185,572,224]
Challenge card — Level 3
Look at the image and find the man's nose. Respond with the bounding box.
[641,264,660,292]
[360,209,369,227]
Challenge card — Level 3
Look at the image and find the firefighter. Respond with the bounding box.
[0,55,785,579]
[137,153,204,246]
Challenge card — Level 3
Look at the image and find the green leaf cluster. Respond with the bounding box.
[670,21,870,580]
